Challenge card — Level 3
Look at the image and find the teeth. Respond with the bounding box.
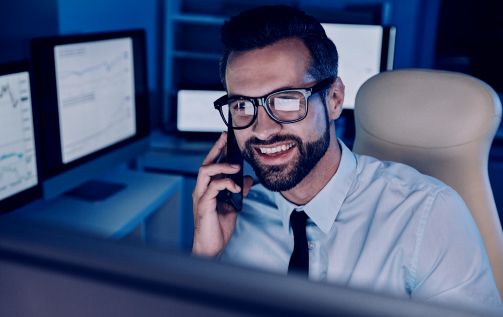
[259,142,295,155]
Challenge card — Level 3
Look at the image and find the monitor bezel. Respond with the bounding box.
[380,25,396,72]
[30,30,150,186]
[0,61,42,214]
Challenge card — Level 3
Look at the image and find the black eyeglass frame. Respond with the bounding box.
[213,77,335,129]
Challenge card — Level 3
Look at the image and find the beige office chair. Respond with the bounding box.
[352,69,503,299]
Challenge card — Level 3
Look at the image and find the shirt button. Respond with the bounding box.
[308,242,315,250]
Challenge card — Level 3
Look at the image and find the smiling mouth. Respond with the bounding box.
[256,142,296,156]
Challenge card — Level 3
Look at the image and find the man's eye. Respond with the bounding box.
[231,102,245,110]
[231,101,254,115]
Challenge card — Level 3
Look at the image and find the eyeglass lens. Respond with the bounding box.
[222,91,307,128]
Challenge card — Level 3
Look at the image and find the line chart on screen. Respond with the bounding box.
[0,71,38,201]
[54,37,137,164]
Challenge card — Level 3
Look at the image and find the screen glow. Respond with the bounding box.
[177,90,227,132]
[322,23,383,109]
[0,71,38,201]
[54,37,136,163]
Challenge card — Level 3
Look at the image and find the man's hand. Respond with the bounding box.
[192,132,254,258]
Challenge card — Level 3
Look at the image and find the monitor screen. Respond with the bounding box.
[0,61,40,213]
[54,38,137,164]
[31,30,150,200]
[321,23,396,109]
[177,89,227,133]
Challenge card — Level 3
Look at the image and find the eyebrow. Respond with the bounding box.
[227,85,298,99]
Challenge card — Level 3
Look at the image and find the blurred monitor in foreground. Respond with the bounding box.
[0,219,494,317]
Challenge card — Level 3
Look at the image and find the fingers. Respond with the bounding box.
[195,177,241,221]
[193,163,241,200]
[202,132,227,166]
[192,132,243,258]
[201,177,241,202]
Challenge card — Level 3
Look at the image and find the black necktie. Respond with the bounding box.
[288,210,309,276]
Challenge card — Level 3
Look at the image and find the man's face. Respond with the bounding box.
[225,38,331,192]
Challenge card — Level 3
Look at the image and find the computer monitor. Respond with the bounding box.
[0,219,492,317]
[177,89,227,133]
[31,30,150,200]
[0,61,41,213]
[321,23,396,109]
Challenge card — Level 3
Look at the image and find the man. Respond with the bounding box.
[191,5,502,312]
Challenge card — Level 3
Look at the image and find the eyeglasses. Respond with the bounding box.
[213,77,334,129]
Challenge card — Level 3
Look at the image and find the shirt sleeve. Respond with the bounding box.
[410,187,503,314]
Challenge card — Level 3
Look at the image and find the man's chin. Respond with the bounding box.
[250,160,300,192]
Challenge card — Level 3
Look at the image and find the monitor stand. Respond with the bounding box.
[65,180,126,202]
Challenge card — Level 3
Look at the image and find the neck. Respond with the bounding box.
[281,122,342,205]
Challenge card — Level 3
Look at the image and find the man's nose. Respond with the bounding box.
[252,106,281,140]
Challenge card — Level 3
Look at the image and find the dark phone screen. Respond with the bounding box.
[225,127,244,211]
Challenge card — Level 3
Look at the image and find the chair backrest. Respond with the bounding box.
[352,69,503,299]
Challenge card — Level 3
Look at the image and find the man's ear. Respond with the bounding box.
[327,77,345,121]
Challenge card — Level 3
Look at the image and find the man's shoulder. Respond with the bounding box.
[346,153,469,231]
[352,153,450,196]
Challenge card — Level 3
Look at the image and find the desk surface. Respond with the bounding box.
[4,169,183,240]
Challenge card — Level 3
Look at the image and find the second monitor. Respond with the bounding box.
[31,30,150,200]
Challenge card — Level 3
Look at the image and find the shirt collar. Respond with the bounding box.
[275,140,357,235]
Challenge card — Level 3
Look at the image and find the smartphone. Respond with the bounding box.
[218,125,244,211]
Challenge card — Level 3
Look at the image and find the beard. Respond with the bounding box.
[241,120,331,192]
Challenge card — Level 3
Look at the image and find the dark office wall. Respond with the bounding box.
[435,0,503,92]
[0,0,59,64]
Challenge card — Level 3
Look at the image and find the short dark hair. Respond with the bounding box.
[219,5,338,90]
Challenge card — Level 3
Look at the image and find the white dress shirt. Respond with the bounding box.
[222,140,503,313]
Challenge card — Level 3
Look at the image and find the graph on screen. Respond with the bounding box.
[0,71,38,201]
[54,37,136,164]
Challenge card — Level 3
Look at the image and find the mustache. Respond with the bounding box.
[244,134,303,147]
